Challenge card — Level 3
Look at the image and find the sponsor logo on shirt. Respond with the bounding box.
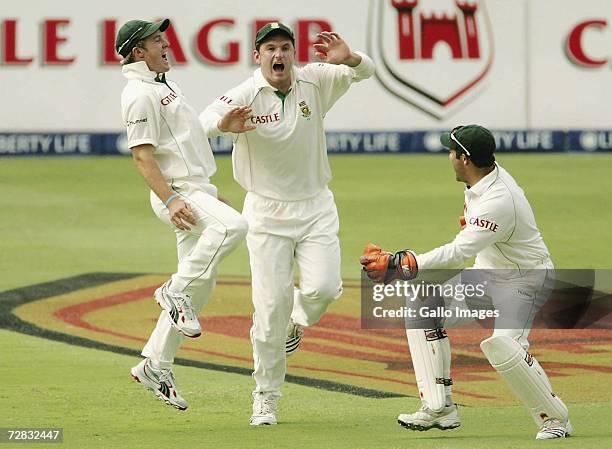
[250,113,280,124]
[161,92,178,106]
[126,118,147,127]
[299,100,311,119]
[469,217,499,232]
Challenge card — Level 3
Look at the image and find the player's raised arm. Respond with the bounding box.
[305,31,375,114]
[314,31,362,67]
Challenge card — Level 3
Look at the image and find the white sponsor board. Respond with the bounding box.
[0,0,611,132]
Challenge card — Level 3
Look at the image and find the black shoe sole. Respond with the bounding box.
[398,420,460,431]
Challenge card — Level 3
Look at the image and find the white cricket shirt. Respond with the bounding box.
[121,61,216,182]
[200,52,375,201]
[417,164,551,270]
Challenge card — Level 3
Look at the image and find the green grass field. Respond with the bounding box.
[1,154,611,448]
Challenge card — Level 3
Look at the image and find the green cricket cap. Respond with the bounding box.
[440,124,496,164]
[116,19,170,57]
[255,22,295,48]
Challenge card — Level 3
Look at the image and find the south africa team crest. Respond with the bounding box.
[299,100,312,119]
[368,0,494,120]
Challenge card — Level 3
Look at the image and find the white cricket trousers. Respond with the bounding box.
[141,180,247,368]
[442,261,555,347]
[243,188,343,394]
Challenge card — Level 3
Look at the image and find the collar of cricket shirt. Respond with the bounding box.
[253,66,299,93]
[465,163,499,198]
[122,61,161,83]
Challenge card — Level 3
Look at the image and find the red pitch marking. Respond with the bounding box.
[50,282,612,392]
[53,286,252,363]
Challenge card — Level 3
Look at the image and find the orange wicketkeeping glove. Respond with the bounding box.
[359,243,418,284]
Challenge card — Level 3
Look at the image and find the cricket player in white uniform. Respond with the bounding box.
[200,23,375,425]
[361,125,572,440]
[117,19,248,410]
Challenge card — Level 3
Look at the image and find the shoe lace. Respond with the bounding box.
[419,404,432,413]
[158,368,177,387]
[174,293,197,321]
[255,393,277,415]
[541,418,563,429]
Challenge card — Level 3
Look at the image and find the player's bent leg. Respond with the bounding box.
[291,189,342,328]
[292,279,342,327]
[480,335,570,438]
[130,358,188,411]
[142,279,216,367]
[170,193,248,292]
[289,254,341,356]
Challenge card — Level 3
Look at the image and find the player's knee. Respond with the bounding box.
[223,215,248,245]
[301,280,342,302]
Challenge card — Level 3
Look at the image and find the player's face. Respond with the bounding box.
[449,149,467,182]
[254,35,295,92]
[138,31,170,73]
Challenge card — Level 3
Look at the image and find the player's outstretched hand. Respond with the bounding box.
[218,106,256,133]
[313,32,361,66]
[168,199,197,231]
[360,243,418,283]
[360,243,393,283]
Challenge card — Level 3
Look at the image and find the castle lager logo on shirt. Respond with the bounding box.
[469,216,499,232]
[299,100,312,119]
[368,0,494,120]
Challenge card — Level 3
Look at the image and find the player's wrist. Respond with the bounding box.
[343,52,361,67]
[164,192,180,208]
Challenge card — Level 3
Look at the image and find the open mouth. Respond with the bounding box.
[272,63,284,74]
[162,53,168,62]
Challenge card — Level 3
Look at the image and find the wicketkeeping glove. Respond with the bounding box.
[359,243,418,284]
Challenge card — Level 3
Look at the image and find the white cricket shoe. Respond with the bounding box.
[286,320,304,357]
[536,419,573,440]
[155,282,201,338]
[250,392,279,426]
[398,404,461,431]
[130,358,188,410]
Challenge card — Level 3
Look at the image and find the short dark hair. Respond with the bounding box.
[453,147,495,168]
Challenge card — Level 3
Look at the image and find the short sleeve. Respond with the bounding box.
[123,94,161,149]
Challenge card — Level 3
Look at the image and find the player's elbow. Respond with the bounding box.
[130,144,155,166]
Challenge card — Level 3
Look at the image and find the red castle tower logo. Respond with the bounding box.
[392,0,480,60]
[367,0,494,120]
